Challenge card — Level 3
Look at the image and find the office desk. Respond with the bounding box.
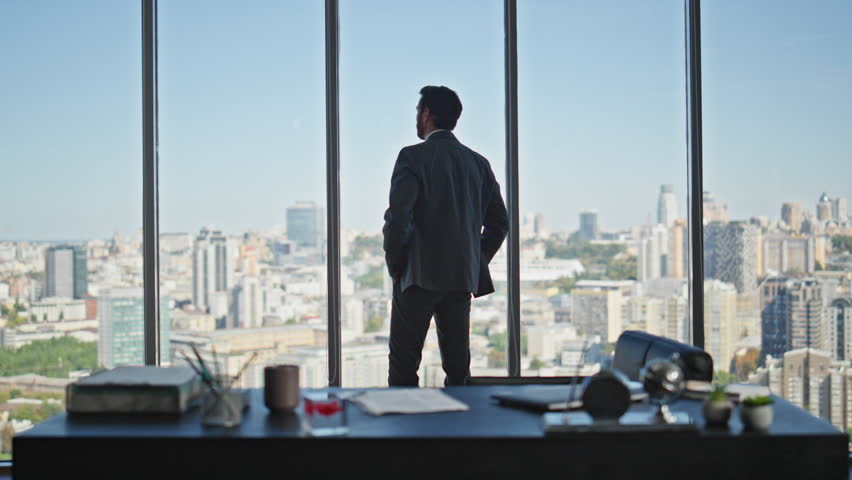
[13,386,849,479]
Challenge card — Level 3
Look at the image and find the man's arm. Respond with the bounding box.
[383,149,419,280]
[481,179,509,264]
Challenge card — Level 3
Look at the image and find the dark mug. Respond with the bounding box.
[264,364,300,413]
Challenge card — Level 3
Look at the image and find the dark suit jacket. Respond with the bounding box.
[383,130,508,297]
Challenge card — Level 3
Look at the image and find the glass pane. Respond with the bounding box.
[0,0,142,456]
[518,0,689,376]
[703,0,852,430]
[340,0,506,387]
[158,1,327,388]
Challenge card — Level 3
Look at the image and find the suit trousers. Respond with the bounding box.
[388,283,471,387]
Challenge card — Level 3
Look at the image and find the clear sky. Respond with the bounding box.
[1,0,850,241]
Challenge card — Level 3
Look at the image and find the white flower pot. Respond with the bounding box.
[702,399,733,427]
[740,403,773,431]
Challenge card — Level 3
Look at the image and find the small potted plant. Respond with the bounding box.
[740,395,774,431]
[702,384,733,427]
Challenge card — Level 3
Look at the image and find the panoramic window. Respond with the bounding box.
[702,0,852,432]
[0,0,143,457]
[158,1,327,388]
[339,0,506,386]
[517,0,689,376]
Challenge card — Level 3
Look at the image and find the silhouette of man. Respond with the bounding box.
[383,86,509,386]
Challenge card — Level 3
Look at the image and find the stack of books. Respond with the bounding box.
[66,366,203,415]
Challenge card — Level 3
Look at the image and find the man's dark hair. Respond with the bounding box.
[418,86,463,130]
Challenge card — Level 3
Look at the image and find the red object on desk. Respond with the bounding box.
[304,398,343,417]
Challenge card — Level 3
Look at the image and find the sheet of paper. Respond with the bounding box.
[351,388,469,415]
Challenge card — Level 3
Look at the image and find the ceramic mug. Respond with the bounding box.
[264,364,300,413]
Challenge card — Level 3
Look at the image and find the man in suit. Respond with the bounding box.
[383,85,509,387]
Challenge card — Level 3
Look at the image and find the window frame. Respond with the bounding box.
[140,0,707,379]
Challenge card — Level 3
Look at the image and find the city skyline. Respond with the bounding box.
[2,1,850,240]
[1,186,846,244]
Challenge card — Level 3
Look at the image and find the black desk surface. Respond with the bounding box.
[13,386,850,479]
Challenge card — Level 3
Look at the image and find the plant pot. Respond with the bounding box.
[702,399,733,427]
[740,403,773,432]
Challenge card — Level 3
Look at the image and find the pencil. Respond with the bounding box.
[212,345,221,386]
[227,351,259,390]
[190,343,213,384]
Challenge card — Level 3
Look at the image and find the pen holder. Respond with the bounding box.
[302,393,348,437]
[201,388,243,428]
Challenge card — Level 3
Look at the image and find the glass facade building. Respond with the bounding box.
[98,288,170,369]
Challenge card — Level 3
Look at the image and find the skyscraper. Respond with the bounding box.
[761,277,824,359]
[44,245,87,299]
[826,363,852,433]
[782,348,831,418]
[286,201,324,248]
[781,202,802,233]
[761,277,791,359]
[788,278,824,351]
[657,184,677,227]
[97,287,170,368]
[703,280,738,374]
[578,211,599,241]
[703,221,759,292]
[832,197,847,222]
[668,219,689,279]
[827,297,852,361]
[817,193,833,223]
[193,227,233,314]
[638,224,668,282]
[236,275,262,328]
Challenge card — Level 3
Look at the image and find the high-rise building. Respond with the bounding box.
[97,287,170,368]
[533,214,546,237]
[782,348,832,418]
[702,191,728,224]
[788,278,824,351]
[578,211,599,241]
[761,277,824,360]
[657,184,677,227]
[286,201,324,248]
[44,245,87,299]
[193,227,233,314]
[761,233,815,275]
[814,235,831,269]
[827,297,852,361]
[817,193,833,223]
[761,277,791,359]
[668,220,688,279]
[704,222,759,292]
[781,202,803,233]
[704,280,738,375]
[832,197,847,222]
[637,224,668,282]
[703,221,759,293]
[570,287,622,343]
[826,363,852,433]
[235,275,262,329]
